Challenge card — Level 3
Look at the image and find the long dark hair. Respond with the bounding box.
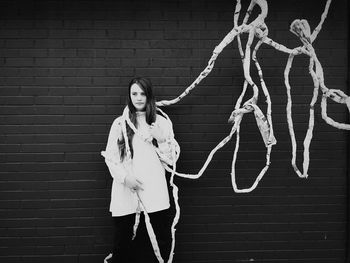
[118,77,157,160]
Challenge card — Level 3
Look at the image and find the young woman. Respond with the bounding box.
[101,77,177,262]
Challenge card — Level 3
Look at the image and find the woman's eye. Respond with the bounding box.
[131,92,145,97]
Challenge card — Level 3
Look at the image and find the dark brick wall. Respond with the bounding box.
[0,0,348,262]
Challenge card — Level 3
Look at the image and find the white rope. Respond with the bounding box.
[103,0,345,262]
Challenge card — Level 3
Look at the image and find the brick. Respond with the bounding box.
[163,11,191,21]
[19,68,50,77]
[63,77,92,86]
[19,29,49,38]
[63,39,94,48]
[34,58,63,67]
[94,58,121,67]
[34,39,64,48]
[163,48,192,58]
[76,87,107,95]
[92,77,119,86]
[135,49,162,58]
[34,96,64,104]
[120,40,150,49]
[164,30,192,40]
[135,30,163,40]
[5,39,34,48]
[119,21,150,30]
[149,58,177,67]
[5,58,34,67]
[0,69,21,78]
[64,20,93,29]
[106,30,135,39]
[0,96,34,105]
[77,29,106,38]
[150,21,177,30]
[105,49,134,58]
[48,49,76,58]
[1,20,34,29]
[62,58,94,67]
[34,20,63,28]
[33,77,64,86]
[105,68,134,77]
[0,29,19,38]
[121,58,149,67]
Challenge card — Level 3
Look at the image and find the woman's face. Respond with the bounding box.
[130,83,147,111]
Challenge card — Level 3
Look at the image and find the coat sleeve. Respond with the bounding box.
[156,116,180,166]
[101,118,128,184]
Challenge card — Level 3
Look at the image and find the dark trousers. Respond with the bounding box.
[111,209,172,263]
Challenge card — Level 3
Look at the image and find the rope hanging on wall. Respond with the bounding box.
[103,0,350,262]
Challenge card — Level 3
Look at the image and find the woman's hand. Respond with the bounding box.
[124,175,144,192]
[149,122,166,143]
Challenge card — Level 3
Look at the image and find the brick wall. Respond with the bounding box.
[0,0,348,262]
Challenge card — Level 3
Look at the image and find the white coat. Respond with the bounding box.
[101,112,176,216]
